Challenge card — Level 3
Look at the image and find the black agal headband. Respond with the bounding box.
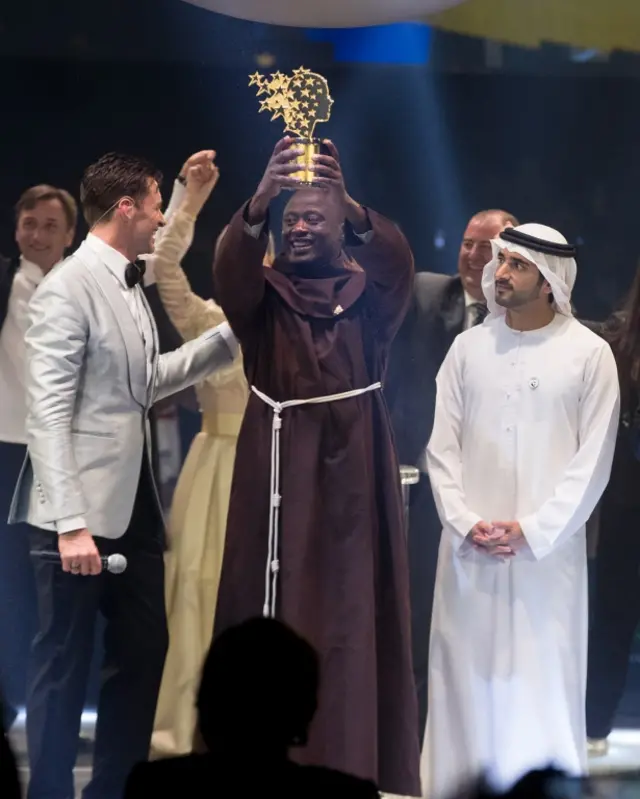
[499,228,577,259]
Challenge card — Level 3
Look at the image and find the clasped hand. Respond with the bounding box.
[469,520,526,559]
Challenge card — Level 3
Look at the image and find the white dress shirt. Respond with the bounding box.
[85,234,156,384]
[0,258,45,444]
[464,290,487,330]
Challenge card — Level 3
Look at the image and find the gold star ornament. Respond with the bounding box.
[248,66,334,141]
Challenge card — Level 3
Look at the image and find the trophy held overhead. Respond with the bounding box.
[249,68,334,187]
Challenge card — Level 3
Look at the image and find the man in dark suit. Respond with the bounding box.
[385,208,518,738]
[0,186,77,732]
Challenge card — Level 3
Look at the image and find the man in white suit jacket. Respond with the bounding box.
[9,152,237,799]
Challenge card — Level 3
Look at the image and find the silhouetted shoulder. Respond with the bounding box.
[125,756,381,798]
[124,755,211,797]
[300,765,380,797]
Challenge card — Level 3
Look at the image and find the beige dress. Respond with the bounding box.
[148,208,248,757]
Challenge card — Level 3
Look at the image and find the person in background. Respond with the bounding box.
[126,618,380,799]
[0,186,76,732]
[585,265,640,757]
[148,150,269,757]
[385,208,518,736]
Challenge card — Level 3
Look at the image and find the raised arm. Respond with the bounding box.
[426,336,482,549]
[311,141,414,339]
[149,156,224,342]
[213,137,304,337]
[519,341,620,559]
[346,208,414,340]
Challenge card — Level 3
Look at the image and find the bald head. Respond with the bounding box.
[459,208,519,301]
[470,209,519,229]
[282,188,344,267]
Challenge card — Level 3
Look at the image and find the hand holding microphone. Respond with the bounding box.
[56,528,102,575]
[48,528,126,576]
[32,532,127,576]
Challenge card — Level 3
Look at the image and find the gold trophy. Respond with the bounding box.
[249,67,334,187]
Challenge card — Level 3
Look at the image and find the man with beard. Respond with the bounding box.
[385,208,518,736]
[421,224,619,797]
[212,137,420,797]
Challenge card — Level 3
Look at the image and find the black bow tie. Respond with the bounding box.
[125,260,146,289]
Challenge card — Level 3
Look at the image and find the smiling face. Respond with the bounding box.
[459,212,515,301]
[15,197,75,274]
[282,189,343,267]
[493,247,552,310]
[128,178,165,257]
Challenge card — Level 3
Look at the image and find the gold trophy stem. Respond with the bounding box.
[290,138,322,188]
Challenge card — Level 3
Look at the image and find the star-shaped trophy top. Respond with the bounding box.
[249,66,334,140]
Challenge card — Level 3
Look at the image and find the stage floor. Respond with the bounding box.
[9,718,640,796]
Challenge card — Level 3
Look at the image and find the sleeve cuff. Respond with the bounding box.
[448,511,483,553]
[244,220,266,239]
[344,208,373,245]
[242,201,270,239]
[353,229,374,244]
[57,516,87,535]
[163,179,187,220]
[518,514,549,560]
[216,321,240,359]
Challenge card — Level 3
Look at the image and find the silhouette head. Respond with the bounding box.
[196,618,319,756]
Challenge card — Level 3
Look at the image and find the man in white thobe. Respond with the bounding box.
[421,224,620,798]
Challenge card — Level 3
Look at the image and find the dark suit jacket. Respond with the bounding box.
[125,754,381,799]
[385,272,465,468]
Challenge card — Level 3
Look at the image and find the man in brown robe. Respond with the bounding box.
[213,137,421,797]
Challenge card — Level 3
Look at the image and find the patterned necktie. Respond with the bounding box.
[470,302,488,327]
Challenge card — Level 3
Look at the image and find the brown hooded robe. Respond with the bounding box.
[212,201,421,797]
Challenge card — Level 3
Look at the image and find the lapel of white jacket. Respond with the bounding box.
[138,286,160,409]
[74,241,148,408]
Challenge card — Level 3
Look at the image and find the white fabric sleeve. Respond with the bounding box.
[519,341,620,560]
[426,336,482,550]
[57,516,88,535]
[163,179,186,224]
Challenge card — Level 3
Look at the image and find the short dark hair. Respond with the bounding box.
[80,152,162,227]
[472,209,520,228]
[15,185,78,231]
[197,618,319,750]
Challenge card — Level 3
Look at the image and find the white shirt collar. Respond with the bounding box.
[464,290,481,308]
[19,256,45,286]
[85,233,131,289]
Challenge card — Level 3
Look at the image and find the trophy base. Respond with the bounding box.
[290,138,323,188]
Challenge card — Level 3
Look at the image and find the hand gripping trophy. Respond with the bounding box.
[249,66,334,186]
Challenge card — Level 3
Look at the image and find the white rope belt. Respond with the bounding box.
[251,381,382,618]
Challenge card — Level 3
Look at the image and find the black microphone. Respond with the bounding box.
[29,550,127,574]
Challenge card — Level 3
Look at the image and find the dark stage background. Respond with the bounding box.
[2,0,640,726]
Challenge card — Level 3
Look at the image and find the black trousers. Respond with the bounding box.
[26,453,168,799]
[0,441,37,729]
[586,499,640,739]
[407,475,442,743]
